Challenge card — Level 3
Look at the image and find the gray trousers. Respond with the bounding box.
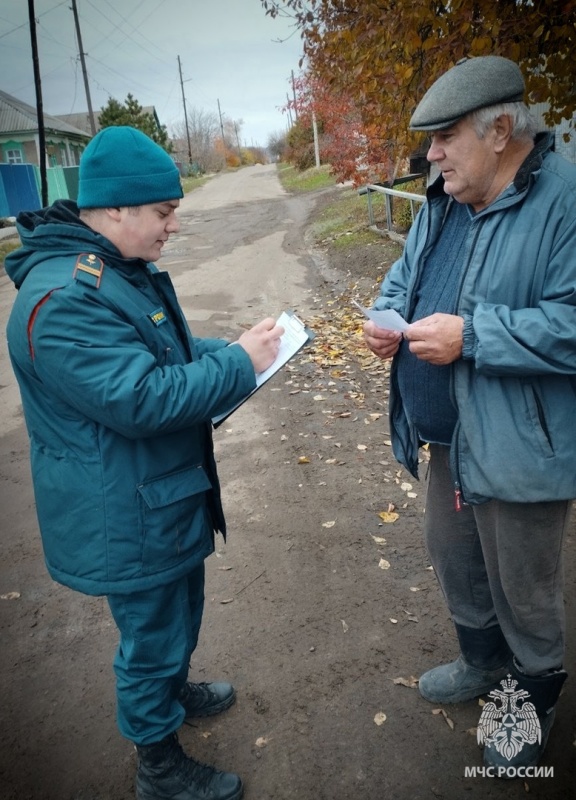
[425,444,570,675]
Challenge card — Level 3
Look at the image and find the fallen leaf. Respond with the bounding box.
[370,535,387,544]
[378,511,399,523]
[389,618,398,624]
[341,619,349,632]
[357,444,368,451]
[255,737,268,748]
[220,598,234,604]
[322,520,336,528]
[432,708,454,729]
[374,712,387,726]
[298,456,310,464]
[393,676,419,688]
[400,482,413,491]
[378,558,391,570]
[409,587,421,592]
[0,592,20,600]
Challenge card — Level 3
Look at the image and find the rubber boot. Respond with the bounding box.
[482,660,567,775]
[418,623,511,703]
[136,732,243,800]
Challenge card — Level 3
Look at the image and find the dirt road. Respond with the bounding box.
[0,164,574,799]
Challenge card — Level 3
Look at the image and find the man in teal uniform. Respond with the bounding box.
[6,126,284,800]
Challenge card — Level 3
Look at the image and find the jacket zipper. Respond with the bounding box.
[450,216,484,510]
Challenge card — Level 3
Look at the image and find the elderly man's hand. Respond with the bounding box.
[404,313,464,365]
[363,320,403,360]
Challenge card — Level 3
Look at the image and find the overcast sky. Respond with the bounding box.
[1,0,304,147]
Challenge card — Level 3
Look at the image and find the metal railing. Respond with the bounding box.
[359,181,426,240]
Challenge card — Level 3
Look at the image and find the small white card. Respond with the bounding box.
[353,300,408,332]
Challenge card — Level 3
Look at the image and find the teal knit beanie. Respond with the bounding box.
[77,126,183,208]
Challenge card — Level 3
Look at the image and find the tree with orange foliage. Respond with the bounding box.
[263,0,576,182]
[289,71,396,182]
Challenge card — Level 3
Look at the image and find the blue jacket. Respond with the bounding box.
[375,134,576,504]
[5,201,257,595]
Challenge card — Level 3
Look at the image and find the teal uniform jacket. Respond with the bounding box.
[374,133,576,504]
[5,200,256,595]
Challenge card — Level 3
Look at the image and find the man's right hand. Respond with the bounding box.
[363,320,402,360]
[236,317,285,374]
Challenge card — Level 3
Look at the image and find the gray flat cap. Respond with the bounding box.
[409,56,525,131]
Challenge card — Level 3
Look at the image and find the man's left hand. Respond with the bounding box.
[404,313,464,365]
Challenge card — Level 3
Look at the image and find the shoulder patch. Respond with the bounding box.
[73,253,104,288]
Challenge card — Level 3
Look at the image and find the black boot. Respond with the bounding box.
[481,660,567,774]
[179,681,236,719]
[455,623,511,671]
[136,732,243,800]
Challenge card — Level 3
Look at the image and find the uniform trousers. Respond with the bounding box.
[107,563,205,745]
[425,445,569,676]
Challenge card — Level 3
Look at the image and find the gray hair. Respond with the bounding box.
[468,102,538,142]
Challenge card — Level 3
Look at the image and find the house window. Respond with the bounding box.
[6,149,23,164]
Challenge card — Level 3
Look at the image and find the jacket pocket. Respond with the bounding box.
[522,384,554,459]
[136,465,213,575]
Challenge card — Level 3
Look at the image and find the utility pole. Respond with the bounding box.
[217,99,227,168]
[291,70,298,121]
[70,0,96,136]
[234,122,241,158]
[286,94,293,127]
[217,99,226,145]
[177,56,192,166]
[312,110,320,168]
[27,0,47,206]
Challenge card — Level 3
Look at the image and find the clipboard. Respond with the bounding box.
[212,310,315,428]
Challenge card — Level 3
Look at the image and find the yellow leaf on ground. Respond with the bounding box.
[392,676,419,688]
[378,511,399,523]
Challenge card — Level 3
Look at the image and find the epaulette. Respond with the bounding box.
[73,253,104,288]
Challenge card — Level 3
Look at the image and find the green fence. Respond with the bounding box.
[0,164,79,217]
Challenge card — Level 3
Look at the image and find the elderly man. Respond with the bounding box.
[364,56,575,771]
[6,126,284,800]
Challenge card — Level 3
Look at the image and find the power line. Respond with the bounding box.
[0,0,68,41]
